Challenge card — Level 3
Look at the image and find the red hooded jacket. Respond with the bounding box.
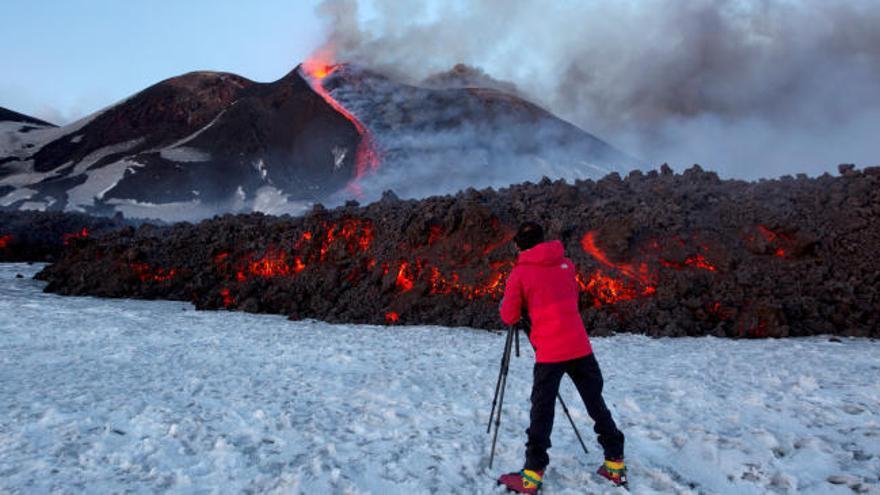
[500,240,592,363]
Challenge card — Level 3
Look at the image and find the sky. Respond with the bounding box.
[0,0,326,124]
[1,0,877,178]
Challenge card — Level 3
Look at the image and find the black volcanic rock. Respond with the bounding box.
[0,107,56,127]
[0,210,135,262]
[36,166,880,338]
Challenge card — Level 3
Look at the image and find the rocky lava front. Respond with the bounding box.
[34,165,880,338]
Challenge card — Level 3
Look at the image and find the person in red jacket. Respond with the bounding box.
[496,222,626,493]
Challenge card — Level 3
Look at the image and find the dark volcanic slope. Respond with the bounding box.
[103,69,360,205]
[1,63,635,221]
[30,72,254,173]
[324,65,639,199]
[0,69,361,219]
[37,165,880,338]
[0,107,56,127]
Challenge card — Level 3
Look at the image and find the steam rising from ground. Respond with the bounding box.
[317,0,880,179]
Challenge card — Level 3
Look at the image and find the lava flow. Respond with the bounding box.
[129,262,177,283]
[579,231,657,306]
[301,53,380,196]
[393,258,511,301]
[62,227,89,245]
[755,225,795,258]
[216,219,374,286]
[0,234,11,249]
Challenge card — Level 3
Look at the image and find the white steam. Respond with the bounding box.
[317,0,880,179]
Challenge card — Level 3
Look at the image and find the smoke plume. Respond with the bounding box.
[316,0,880,179]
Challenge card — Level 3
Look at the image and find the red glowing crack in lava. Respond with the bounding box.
[301,50,380,197]
[578,231,718,307]
[394,259,512,300]
[212,219,375,308]
[755,225,795,258]
[62,227,89,246]
[129,262,177,283]
[579,231,657,307]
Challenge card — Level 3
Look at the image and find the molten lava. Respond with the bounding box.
[661,253,717,272]
[706,302,735,321]
[581,231,653,284]
[220,288,235,308]
[0,234,11,249]
[755,225,795,258]
[395,258,511,300]
[577,270,644,308]
[385,311,400,324]
[396,261,416,292]
[428,226,443,246]
[215,220,375,285]
[129,262,177,283]
[301,51,380,196]
[249,246,292,278]
[579,231,657,306]
[62,228,89,245]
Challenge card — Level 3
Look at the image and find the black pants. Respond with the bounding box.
[524,353,625,471]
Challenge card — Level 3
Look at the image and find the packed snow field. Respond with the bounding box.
[1,264,878,494]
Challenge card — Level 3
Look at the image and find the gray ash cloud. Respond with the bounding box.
[317,0,880,179]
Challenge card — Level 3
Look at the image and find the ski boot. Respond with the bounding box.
[597,458,628,488]
[497,468,544,494]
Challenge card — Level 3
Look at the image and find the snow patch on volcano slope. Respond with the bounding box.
[0,264,877,494]
[159,147,212,163]
[66,158,146,211]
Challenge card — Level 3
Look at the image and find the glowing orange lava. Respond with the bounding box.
[301,50,380,196]
[428,226,443,246]
[577,270,644,308]
[396,258,511,300]
[581,231,653,284]
[396,261,416,292]
[62,227,89,245]
[293,257,306,273]
[220,288,235,308]
[579,231,657,306]
[249,247,292,278]
[0,234,11,249]
[385,311,400,324]
[130,262,177,283]
[754,225,795,258]
[661,253,717,272]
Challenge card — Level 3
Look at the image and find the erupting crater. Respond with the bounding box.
[301,54,380,197]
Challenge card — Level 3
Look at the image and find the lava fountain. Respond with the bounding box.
[301,51,380,197]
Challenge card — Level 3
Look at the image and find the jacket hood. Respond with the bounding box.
[517,240,565,265]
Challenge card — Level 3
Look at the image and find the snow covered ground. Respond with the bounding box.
[1,263,878,494]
